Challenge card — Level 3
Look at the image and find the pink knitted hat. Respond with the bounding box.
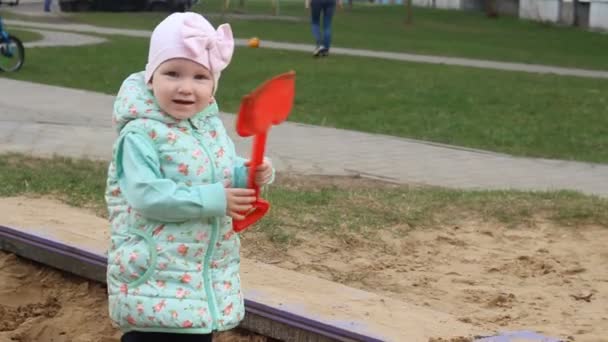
[145,12,234,93]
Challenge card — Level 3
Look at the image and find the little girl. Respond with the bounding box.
[105,12,273,342]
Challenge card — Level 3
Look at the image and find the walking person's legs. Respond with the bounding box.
[310,0,324,56]
[44,0,52,12]
[320,0,336,56]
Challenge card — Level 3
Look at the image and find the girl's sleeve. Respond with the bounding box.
[232,156,276,189]
[117,132,226,222]
[232,156,249,189]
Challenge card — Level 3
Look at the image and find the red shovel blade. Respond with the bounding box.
[232,198,269,233]
[236,70,296,137]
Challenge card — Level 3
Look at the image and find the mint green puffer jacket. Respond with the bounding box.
[105,72,248,333]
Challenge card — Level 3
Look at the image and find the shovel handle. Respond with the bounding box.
[232,132,269,233]
[248,132,267,194]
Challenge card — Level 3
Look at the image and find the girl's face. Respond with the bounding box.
[149,58,214,120]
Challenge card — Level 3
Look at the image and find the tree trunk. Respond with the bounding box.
[272,0,278,15]
[573,0,579,26]
[405,0,412,25]
[485,0,498,18]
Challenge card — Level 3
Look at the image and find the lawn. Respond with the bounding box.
[1,33,607,163]
[4,0,608,70]
[9,29,43,43]
[1,154,606,244]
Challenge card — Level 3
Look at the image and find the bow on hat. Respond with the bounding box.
[181,16,234,74]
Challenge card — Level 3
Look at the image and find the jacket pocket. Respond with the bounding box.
[109,229,158,288]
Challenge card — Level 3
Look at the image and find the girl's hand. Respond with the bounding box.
[246,158,273,186]
[224,181,256,220]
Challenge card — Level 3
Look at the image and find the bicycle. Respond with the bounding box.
[0,0,25,72]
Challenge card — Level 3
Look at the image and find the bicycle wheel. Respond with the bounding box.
[0,35,25,72]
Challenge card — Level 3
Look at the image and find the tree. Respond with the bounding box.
[573,0,580,26]
[405,0,412,25]
[485,0,498,18]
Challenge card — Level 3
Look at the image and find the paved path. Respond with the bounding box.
[6,19,608,79]
[23,29,106,48]
[1,78,606,197]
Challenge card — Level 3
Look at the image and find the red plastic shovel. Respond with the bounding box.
[232,71,296,232]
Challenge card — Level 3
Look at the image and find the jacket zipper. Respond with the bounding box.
[189,119,221,330]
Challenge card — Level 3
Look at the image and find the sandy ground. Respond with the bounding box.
[1,194,607,342]
[0,252,268,342]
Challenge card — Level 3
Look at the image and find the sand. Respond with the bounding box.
[0,253,267,342]
[1,196,607,341]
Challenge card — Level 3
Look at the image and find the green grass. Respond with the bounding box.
[263,185,608,236]
[0,154,107,215]
[1,35,607,163]
[7,1,608,70]
[1,154,606,245]
[9,29,43,43]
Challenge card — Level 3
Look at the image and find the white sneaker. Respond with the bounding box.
[313,45,325,57]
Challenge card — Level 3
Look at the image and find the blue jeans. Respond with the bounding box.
[44,0,52,12]
[310,0,336,50]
